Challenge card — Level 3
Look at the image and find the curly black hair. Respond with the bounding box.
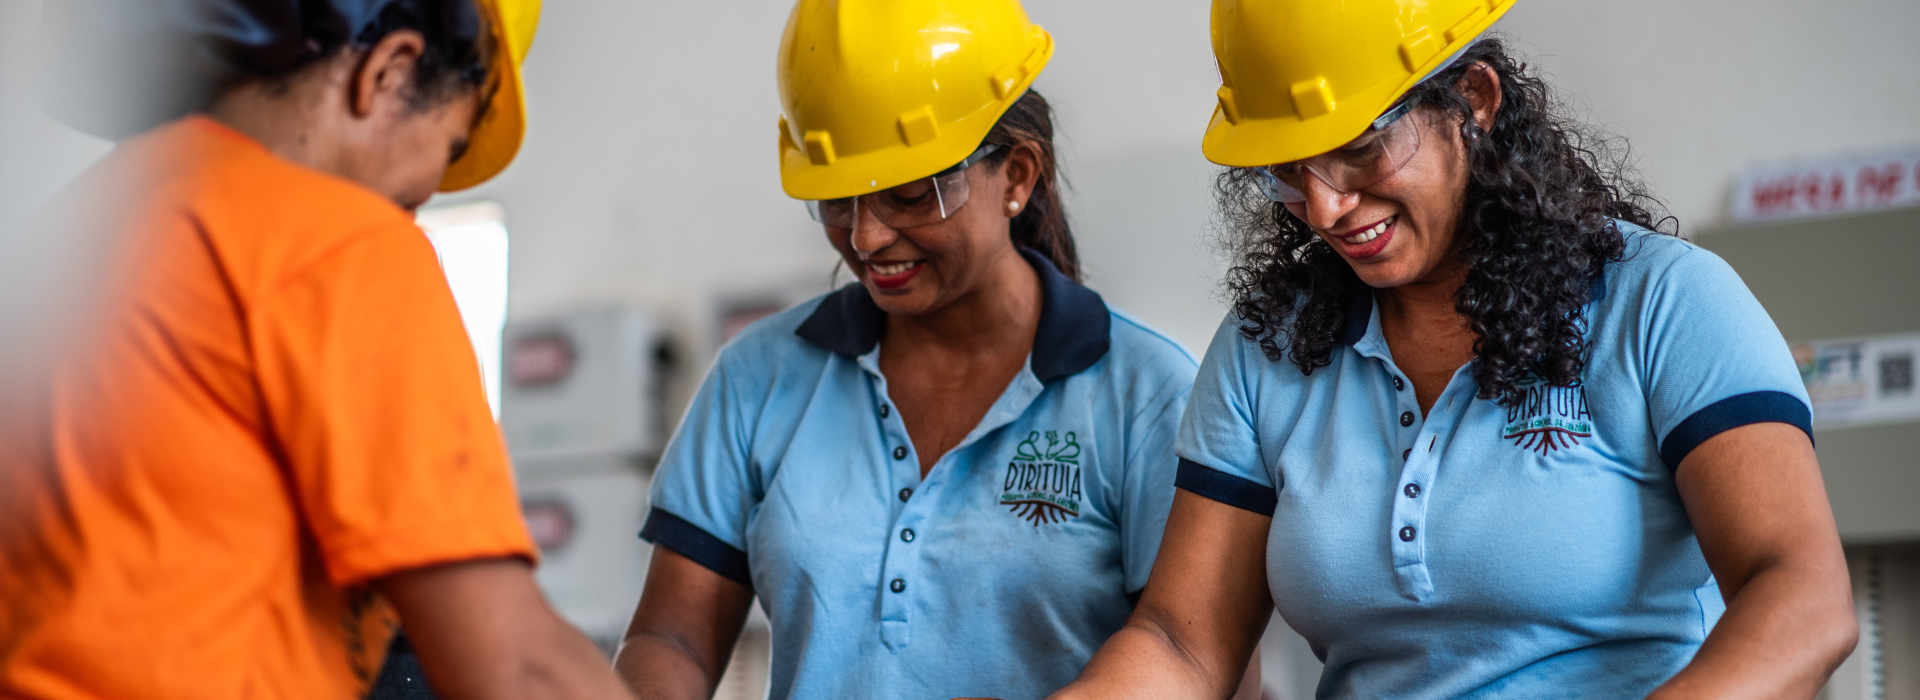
[1215,36,1676,404]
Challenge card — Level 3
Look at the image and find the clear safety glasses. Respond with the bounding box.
[805,144,1000,229]
[1250,100,1422,203]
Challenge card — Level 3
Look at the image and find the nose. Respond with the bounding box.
[848,197,898,258]
[1298,173,1360,232]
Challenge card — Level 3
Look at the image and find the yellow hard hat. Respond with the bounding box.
[439,0,542,192]
[775,0,1054,200]
[1203,0,1514,168]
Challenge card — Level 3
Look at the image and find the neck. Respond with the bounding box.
[1375,255,1469,326]
[202,64,347,176]
[883,246,1042,361]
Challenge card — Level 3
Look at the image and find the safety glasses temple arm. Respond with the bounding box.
[932,143,1001,178]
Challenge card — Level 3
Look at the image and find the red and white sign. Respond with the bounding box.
[1731,146,1920,224]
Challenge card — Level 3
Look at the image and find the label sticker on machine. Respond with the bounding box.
[1794,331,1920,430]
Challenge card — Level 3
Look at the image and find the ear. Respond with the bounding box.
[1456,62,1502,133]
[348,30,428,118]
[1000,141,1043,218]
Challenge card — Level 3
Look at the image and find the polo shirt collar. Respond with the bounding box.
[795,248,1111,382]
[1334,275,1373,347]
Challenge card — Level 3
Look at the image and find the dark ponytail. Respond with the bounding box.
[980,89,1079,281]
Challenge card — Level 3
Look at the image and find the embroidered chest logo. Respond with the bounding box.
[1001,430,1083,526]
[1502,378,1593,454]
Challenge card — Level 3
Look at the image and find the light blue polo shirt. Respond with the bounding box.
[1175,225,1814,699]
[643,250,1197,700]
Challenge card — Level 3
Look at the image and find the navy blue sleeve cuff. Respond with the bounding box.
[1659,390,1814,471]
[640,509,752,586]
[1175,458,1278,516]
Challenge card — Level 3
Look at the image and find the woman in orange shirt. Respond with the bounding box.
[0,1,630,698]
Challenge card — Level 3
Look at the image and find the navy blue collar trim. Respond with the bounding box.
[795,248,1111,382]
[1333,266,1609,348]
[1334,275,1372,347]
[793,277,889,359]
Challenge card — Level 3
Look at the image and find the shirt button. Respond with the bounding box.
[1399,526,1417,542]
[1399,411,1415,427]
[1404,483,1421,498]
[879,403,891,418]
[893,446,908,460]
[1402,448,1410,461]
[900,528,915,543]
[890,578,906,593]
[898,488,912,502]
[1393,376,1405,391]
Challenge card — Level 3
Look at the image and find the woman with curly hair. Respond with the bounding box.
[1051,1,1855,698]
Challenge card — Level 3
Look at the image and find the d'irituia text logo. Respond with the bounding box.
[1502,377,1593,454]
[1001,430,1083,526]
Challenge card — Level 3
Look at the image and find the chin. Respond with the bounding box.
[389,184,437,212]
[865,283,937,316]
[1349,261,1422,289]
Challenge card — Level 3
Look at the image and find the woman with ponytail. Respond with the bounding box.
[611,1,1224,698]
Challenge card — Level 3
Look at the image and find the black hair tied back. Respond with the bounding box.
[32,0,491,139]
[981,89,1080,282]
[1214,37,1677,405]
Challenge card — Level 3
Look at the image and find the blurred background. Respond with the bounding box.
[4,0,1919,698]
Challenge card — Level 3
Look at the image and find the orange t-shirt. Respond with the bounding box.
[0,116,536,699]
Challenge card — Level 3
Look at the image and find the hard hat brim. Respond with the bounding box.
[779,99,996,201]
[438,0,529,192]
[1201,2,1510,168]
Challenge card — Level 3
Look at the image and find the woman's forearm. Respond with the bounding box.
[615,548,756,700]
[1049,613,1243,700]
[1647,560,1857,700]
[1053,491,1276,699]
[613,630,728,700]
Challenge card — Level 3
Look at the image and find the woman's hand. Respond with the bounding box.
[1048,490,1275,699]
[613,547,757,700]
[1652,422,1857,699]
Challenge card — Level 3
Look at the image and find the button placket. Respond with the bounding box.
[1390,372,1475,603]
[1380,359,1438,602]
[878,451,925,651]
[861,358,923,650]
[867,352,1050,653]
[1390,424,1438,601]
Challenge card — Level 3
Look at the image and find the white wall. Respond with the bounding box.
[0,0,114,228]
[1498,0,1920,231]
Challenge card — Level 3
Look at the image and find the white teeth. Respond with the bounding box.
[870,261,917,276]
[1344,219,1391,244]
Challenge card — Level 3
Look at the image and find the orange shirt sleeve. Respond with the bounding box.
[250,221,534,586]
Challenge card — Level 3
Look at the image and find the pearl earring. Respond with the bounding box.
[1007,201,1021,214]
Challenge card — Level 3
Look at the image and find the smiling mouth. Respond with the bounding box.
[1340,216,1393,243]
[867,260,920,276]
